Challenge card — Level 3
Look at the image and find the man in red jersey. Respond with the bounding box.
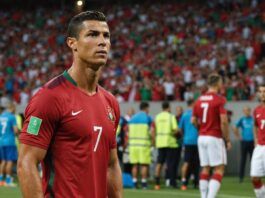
[251,84,265,198]
[192,74,231,198]
[17,11,123,198]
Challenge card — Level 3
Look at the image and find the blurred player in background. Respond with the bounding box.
[179,99,199,190]
[122,107,135,174]
[0,102,19,187]
[128,102,152,189]
[250,84,265,198]
[152,101,178,190]
[192,74,231,198]
[0,104,4,178]
[233,107,254,183]
[17,11,122,197]
[116,115,128,165]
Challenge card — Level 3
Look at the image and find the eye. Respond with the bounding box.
[104,33,110,38]
[87,32,99,37]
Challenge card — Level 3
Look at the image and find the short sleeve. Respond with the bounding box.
[19,89,61,150]
[219,97,227,115]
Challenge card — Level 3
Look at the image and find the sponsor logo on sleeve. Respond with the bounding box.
[27,116,42,135]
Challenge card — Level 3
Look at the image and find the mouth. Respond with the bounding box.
[95,50,107,55]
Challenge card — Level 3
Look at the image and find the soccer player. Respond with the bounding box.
[250,84,265,198]
[179,99,199,190]
[153,101,178,190]
[233,107,254,183]
[128,102,152,189]
[116,115,128,164]
[0,102,19,187]
[192,74,231,198]
[17,11,123,197]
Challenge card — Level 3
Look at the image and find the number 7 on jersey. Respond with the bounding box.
[93,126,103,152]
[201,103,209,123]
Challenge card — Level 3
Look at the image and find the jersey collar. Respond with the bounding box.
[63,70,77,86]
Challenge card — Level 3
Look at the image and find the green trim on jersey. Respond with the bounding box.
[63,70,77,86]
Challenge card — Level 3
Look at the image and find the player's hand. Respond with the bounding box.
[226,141,232,150]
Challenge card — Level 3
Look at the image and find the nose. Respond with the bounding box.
[98,34,107,47]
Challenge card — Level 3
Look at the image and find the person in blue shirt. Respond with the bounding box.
[233,106,254,183]
[116,116,128,165]
[0,105,5,173]
[0,102,19,187]
[179,99,199,190]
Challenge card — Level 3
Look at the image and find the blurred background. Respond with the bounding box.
[0,0,264,197]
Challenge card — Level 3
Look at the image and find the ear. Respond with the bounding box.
[66,37,77,52]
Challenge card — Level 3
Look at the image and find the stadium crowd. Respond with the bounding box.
[0,0,265,107]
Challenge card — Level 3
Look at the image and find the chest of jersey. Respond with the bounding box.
[255,109,265,132]
[55,92,116,154]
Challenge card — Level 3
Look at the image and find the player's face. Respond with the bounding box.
[258,86,265,103]
[71,20,111,70]
[217,79,223,91]
[176,107,183,116]
[243,107,251,116]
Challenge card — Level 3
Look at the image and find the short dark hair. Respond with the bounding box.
[140,102,149,110]
[162,101,170,110]
[67,11,107,38]
[187,98,194,106]
[207,73,222,87]
[259,84,265,89]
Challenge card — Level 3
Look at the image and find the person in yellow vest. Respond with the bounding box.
[152,101,179,190]
[128,102,153,189]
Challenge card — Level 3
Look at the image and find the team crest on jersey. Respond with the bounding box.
[106,106,115,123]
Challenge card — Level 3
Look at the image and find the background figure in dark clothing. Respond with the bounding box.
[233,107,254,182]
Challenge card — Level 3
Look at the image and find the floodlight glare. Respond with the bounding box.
[77,0,83,6]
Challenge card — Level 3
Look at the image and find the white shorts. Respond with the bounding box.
[198,136,227,167]
[250,145,265,177]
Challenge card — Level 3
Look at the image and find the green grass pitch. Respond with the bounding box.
[0,177,255,198]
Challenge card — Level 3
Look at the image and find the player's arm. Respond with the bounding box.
[233,119,242,140]
[107,148,123,198]
[151,122,156,147]
[232,126,241,140]
[191,116,198,128]
[17,144,47,198]
[220,114,231,150]
[13,126,20,135]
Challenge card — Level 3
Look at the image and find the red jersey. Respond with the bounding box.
[253,105,265,145]
[19,71,120,198]
[193,92,227,138]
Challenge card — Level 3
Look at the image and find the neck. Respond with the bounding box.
[261,101,265,107]
[68,61,102,95]
[208,87,218,93]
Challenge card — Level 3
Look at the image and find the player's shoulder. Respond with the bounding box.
[98,86,118,103]
[254,105,263,113]
[211,92,226,102]
[33,74,67,99]
[27,76,67,110]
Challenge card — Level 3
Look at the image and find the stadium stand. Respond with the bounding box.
[0,0,265,107]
